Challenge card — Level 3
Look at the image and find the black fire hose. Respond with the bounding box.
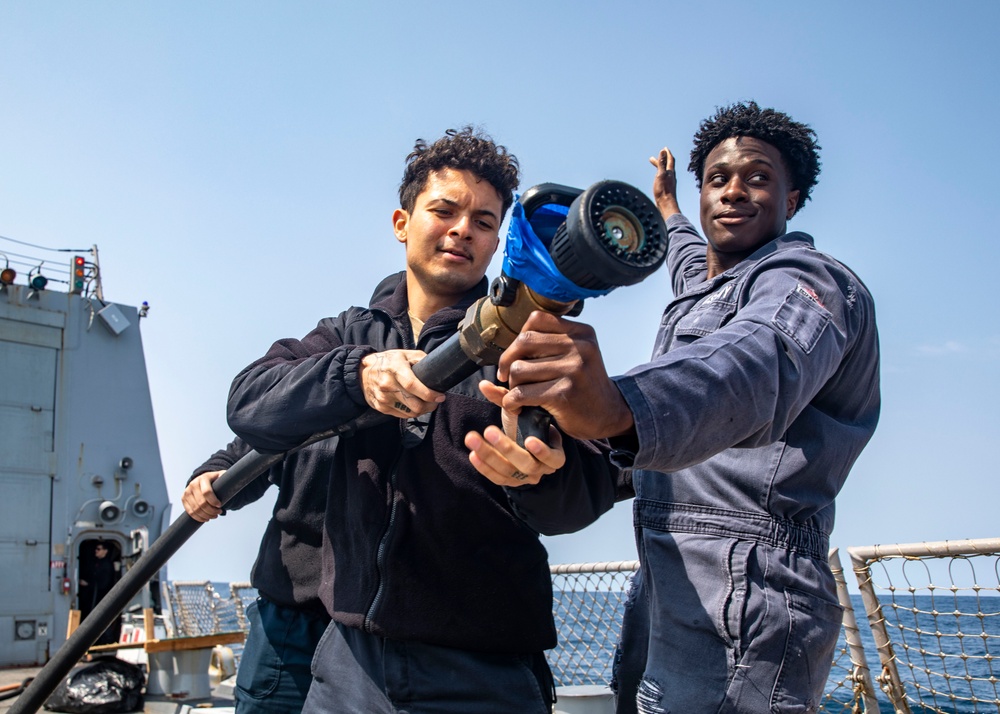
[7,412,406,714]
[9,179,667,714]
[5,427,328,714]
[10,388,464,713]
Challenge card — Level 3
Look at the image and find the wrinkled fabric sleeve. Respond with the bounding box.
[504,437,631,536]
[614,247,864,473]
[186,436,269,513]
[228,311,376,453]
[665,213,708,295]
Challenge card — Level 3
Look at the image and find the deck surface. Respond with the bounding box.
[0,664,236,713]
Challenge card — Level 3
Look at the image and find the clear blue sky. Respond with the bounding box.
[2,2,997,583]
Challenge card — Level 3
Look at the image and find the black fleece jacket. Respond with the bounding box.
[187,275,408,617]
[190,436,333,618]
[227,271,619,653]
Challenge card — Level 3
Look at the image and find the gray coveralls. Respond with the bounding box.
[609,214,880,713]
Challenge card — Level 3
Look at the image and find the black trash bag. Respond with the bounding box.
[43,657,144,713]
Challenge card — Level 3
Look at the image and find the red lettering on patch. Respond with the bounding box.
[796,283,824,308]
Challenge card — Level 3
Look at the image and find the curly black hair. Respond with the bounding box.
[399,126,520,218]
[689,101,821,215]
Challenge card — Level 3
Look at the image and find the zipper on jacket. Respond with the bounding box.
[361,307,459,631]
[363,447,404,632]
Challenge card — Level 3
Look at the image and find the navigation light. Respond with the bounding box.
[0,255,14,287]
[70,256,86,294]
[28,271,48,291]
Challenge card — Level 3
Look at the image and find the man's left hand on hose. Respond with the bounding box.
[182,470,225,522]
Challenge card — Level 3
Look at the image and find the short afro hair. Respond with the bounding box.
[689,101,821,215]
[399,126,520,218]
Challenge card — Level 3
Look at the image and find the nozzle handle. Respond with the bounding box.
[516,406,553,448]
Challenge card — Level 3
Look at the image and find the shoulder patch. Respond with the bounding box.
[773,282,832,354]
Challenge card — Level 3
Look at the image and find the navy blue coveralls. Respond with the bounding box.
[606,214,880,713]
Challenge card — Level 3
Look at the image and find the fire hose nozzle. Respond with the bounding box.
[414,178,668,445]
[457,278,579,367]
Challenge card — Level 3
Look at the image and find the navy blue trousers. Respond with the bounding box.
[303,621,554,714]
[611,531,841,713]
[234,597,330,714]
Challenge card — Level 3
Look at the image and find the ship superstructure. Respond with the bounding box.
[0,245,170,666]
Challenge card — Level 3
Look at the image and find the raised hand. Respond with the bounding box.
[649,146,681,219]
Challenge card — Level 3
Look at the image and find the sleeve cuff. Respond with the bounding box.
[344,346,377,407]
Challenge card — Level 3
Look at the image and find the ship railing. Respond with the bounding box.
[229,581,257,632]
[827,547,882,713]
[546,541,1000,713]
[848,537,1000,714]
[548,560,638,689]
[160,580,248,662]
[545,554,882,713]
[161,538,1000,713]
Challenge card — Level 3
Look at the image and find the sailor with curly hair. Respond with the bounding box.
[228,127,617,713]
[473,102,881,712]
